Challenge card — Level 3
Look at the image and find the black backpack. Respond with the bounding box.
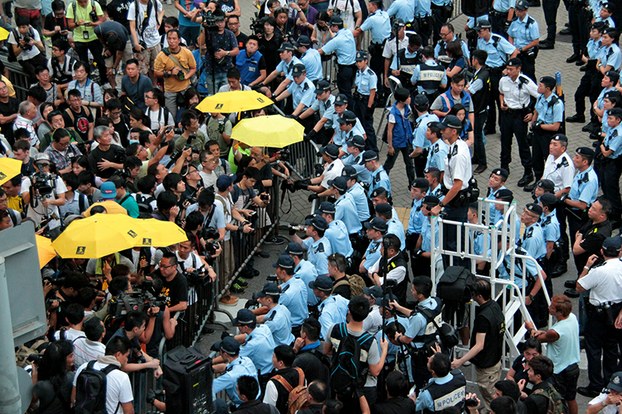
[437,266,477,303]
[329,323,374,396]
[135,193,155,217]
[74,361,118,414]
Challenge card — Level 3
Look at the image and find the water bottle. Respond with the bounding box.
[555,71,563,97]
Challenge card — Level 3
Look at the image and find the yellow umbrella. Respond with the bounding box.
[0,27,9,42]
[231,115,304,148]
[196,90,273,113]
[0,157,22,186]
[83,200,129,217]
[135,219,188,247]
[52,214,144,259]
[36,235,56,268]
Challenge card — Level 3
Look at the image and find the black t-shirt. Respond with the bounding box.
[112,115,130,147]
[43,13,70,43]
[87,145,127,178]
[0,97,18,142]
[63,107,93,142]
[470,299,504,368]
[259,33,283,75]
[106,0,132,23]
[235,31,248,51]
[575,219,612,270]
[159,273,189,307]
[292,347,330,385]
[511,355,534,394]
[332,277,352,299]
[372,397,416,414]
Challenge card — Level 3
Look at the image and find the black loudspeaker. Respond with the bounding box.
[163,346,213,414]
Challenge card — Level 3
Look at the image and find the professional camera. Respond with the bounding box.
[276,148,290,161]
[201,10,218,31]
[259,193,270,202]
[250,14,267,35]
[202,226,221,255]
[21,35,33,50]
[89,9,98,22]
[107,279,167,318]
[32,172,55,196]
[185,267,209,287]
[176,71,185,81]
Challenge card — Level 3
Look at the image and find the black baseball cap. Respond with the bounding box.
[364,217,388,232]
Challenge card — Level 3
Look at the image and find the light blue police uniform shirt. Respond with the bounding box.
[368,167,392,197]
[335,193,363,233]
[212,356,258,406]
[387,0,415,23]
[355,67,378,95]
[498,248,540,288]
[407,198,424,234]
[318,294,349,340]
[587,38,603,60]
[429,183,445,201]
[303,236,332,275]
[239,324,276,375]
[520,222,546,260]
[287,77,316,109]
[487,185,507,226]
[599,43,622,71]
[264,304,296,346]
[311,94,336,129]
[301,48,323,81]
[364,238,383,270]
[426,140,449,171]
[321,28,357,65]
[540,211,560,243]
[535,93,564,124]
[276,56,303,81]
[405,297,439,347]
[597,86,616,109]
[387,217,407,249]
[279,276,309,326]
[569,166,598,205]
[325,219,354,257]
[412,113,439,149]
[294,259,319,306]
[467,16,490,29]
[434,35,470,59]
[595,15,615,28]
[603,109,611,136]
[347,182,371,221]
[477,34,516,68]
[360,10,391,43]
[421,216,439,252]
[604,124,622,158]
[493,0,516,12]
[414,0,432,17]
[508,15,540,49]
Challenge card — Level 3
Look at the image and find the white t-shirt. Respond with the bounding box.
[127,0,163,48]
[23,175,67,229]
[73,360,133,414]
[588,394,618,414]
[73,338,106,368]
[53,327,86,342]
[146,107,174,132]
[7,27,42,61]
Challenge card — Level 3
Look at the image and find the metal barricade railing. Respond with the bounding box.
[0,54,31,102]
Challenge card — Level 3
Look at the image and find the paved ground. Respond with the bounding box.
[160,1,605,410]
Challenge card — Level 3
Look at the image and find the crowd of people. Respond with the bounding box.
[3,0,622,411]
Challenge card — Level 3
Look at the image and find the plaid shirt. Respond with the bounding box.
[44,143,82,172]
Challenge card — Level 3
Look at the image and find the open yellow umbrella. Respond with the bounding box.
[196,90,273,114]
[36,235,56,268]
[0,27,9,42]
[135,219,188,247]
[52,214,144,259]
[83,200,129,216]
[0,157,22,186]
[231,115,304,148]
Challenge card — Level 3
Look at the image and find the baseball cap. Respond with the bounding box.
[342,165,358,179]
[273,254,295,269]
[334,94,348,106]
[476,18,492,30]
[576,147,595,158]
[364,217,388,232]
[100,181,117,200]
[232,309,257,326]
[606,70,621,84]
[539,193,558,208]
[551,133,568,143]
[422,195,440,207]
[253,282,280,299]
[375,202,392,215]
[413,94,429,109]
[536,179,555,192]
[309,275,333,291]
[216,174,234,192]
[363,285,383,300]
[603,236,622,256]
[370,187,388,199]
[515,0,529,10]
[609,107,622,118]
[304,215,328,231]
[329,16,344,27]
[34,153,51,164]
[495,188,514,201]
[337,110,357,124]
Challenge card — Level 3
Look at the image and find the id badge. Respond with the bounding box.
[143,11,148,18]
[83,31,89,40]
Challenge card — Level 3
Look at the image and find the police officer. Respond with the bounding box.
[319,16,357,101]
[353,50,378,151]
[382,20,409,90]
[507,0,540,81]
[413,0,433,46]
[291,215,333,276]
[375,202,406,249]
[302,143,344,193]
[489,0,515,37]
[342,165,372,223]
[406,178,429,273]
[287,242,319,308]
[416,353,467,412]
[309,275,349,340]
[233,309,277,382]
[425,121,449,171]
[430,115,472,267]
[342,136,371,185]
[596,27,621,75]
[368,234,409,303]
[538,134,575,200]
[316,201,354,260]
[539,0,562,49]
[264,42,303,97]
[360,217,387,276]
[599,107,622,224]
[539,193,562,276]
[274,254,308,336]
[411,46,447,102]
[467,49,491,173]
[331,175,363,235]
[486,167,509,225]
[477,19,518,135]
[363,150,392,198]
[412,95,441,177]
[390,276,443,390]
[526,76,565,189]
[424,167,445,200]
[354,0,390,99]
[332,110,361,154]
[498,58,538,183]
[255,282,295,346]
[212,337,258,411]
[302,80,335,144]
[274,64,316,117]
[576,237,622,396]
[387,0,414,25]
[297,36,323,82]
[390,33,423,93]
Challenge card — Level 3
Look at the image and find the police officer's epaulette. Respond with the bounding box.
[366,68,374,75]
[518,74,530,85]
[525,16,535,29]
[548,95,562,108]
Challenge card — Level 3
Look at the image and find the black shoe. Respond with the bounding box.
[474,164,488,174]
[201,325,215,335]
[528,0,540,5]
[485,128,496,135]
[264,235,286,245]
[523,182,537,192]
[577,387,600,398]
[582,122,597,132]
[550,263,567,277]
[576,60,585,66]
[539,41,554,49]
[580,65,588,72]
[566,53,580,63]
[517,173,534,187]
[560,27,571,35]
[254,250,270,258]
[566,114,586,123]
[564,288,580,298]
[564,279,577,289]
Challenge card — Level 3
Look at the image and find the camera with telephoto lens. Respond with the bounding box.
[21,35,32,50]
[250,14,267,35]
[202,226,221,256]
[260,193,270,202]
[201,10,218,31]
[185,267,209,287]
[107,279,167,318]
[33,172,55,196]
[277,148,290,161]
[465,398,479,407]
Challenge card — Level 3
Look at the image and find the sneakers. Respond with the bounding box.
[230,283,246,293]
[264,235,286,245]
[219,294,239,305]
[236,278,249,287]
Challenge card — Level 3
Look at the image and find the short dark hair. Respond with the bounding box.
[126,58,139,67]
[157,191,178,211]
[84,316,105,341]
[385,371,408,397]
[308,380,328,403]
[47,109,63,123]
[527,355,554,381]
[273,345,296,367]
[124,310,148,331]
[137,175,156,194]
[328,253,347,272]
[490,396,516,414]
[301,317,321,341]
[411,275,432,297]
[64,302,85,325]
[108,276,129,296]
[237,376,259,401]
[348,295,370,322]
[429,352,451,377]
[52,128,70,143]
[106,335,131,356]
[494,380,521,401]
[63,173,79,191]
[473,278,491,300]
[67,89,82,100]
[226,67,241,79]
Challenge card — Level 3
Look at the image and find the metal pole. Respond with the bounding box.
[0,257,22,414]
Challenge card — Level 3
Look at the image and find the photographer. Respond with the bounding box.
[47,40,76,94]
[175,111,207,152]
[66,0,106,83]
[156,252,189,313]
[45,128,83,175]
[128,0,164,81]
[95,21,134,91]
[43,1,71,44]
[23,153,67,232]
[8,16,47,82]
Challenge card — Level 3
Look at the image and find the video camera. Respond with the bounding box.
[32,172,55,197]
[107,279,167,318]
[201,10,219,31]
[201,226,221,256]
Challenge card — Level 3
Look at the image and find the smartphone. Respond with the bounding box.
[248,211,257,216]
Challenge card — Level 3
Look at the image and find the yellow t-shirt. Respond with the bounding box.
[154,47,196,93]
[66,0,104,43]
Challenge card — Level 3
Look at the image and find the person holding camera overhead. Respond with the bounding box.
[154,29,197,118]
[128,0,164,82]
[66,0,106,83]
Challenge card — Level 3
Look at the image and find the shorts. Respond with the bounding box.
[552,362,580,401]
[105,40,133,69]
[136,43,161,75]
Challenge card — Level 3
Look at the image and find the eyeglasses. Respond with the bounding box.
[144,94,154,99]
[159,263,176,269]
